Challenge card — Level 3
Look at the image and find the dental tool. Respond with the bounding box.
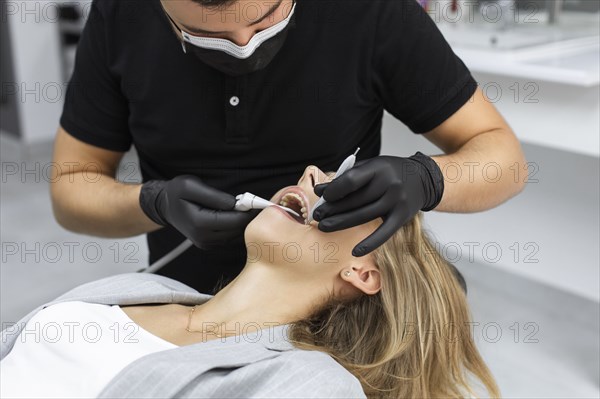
[139,238,193,274]
[235,192,300,217]
[307,147,360,224]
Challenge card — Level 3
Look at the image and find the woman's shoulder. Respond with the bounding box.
[273,349,366,397]
[282,348,361,377]
[47,273,211,309]
[59,272,201,297]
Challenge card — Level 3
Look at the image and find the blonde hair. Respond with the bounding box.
[287,212,500,398]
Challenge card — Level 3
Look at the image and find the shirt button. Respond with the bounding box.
[229,96,240,106]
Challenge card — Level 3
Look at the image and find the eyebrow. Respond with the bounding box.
[179,0,284,35]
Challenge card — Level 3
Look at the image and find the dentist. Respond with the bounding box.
[51,0,526,293]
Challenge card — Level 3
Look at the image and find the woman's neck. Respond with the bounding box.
[188,261,326,336]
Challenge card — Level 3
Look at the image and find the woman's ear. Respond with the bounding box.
[341,261,381,295]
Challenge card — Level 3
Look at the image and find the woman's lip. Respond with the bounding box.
[275,186,311,213]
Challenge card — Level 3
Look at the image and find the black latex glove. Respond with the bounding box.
[139,175,259,250]
[312,152,444,257]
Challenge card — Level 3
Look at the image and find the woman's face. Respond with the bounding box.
[244,166,383,297]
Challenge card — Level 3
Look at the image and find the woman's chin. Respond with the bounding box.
[244,207,296,245]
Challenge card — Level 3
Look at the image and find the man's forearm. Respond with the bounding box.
[430,128,528,213]
[51,172,162,237]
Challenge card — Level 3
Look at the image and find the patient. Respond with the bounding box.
[1,166,499,398]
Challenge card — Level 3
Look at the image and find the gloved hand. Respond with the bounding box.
[139,175,259,250]
[312,152,444,257]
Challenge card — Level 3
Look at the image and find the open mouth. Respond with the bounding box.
[277,188,309,225]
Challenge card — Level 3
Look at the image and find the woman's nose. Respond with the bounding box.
[298,166,323,189]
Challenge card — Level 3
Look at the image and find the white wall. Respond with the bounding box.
[381,91,600,302]
[471,72,600,157]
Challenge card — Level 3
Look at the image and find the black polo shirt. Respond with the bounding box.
[60,0,477,294]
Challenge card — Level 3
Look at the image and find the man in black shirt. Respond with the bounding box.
[51,0,526,294]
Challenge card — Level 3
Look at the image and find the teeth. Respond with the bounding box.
[279,192,309,224]
[280,193,305,208]
[281,192,303,204]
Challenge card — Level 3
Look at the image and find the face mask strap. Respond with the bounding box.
[160,3,189,54]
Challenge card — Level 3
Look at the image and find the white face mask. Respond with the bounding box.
[179,1,297,59]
